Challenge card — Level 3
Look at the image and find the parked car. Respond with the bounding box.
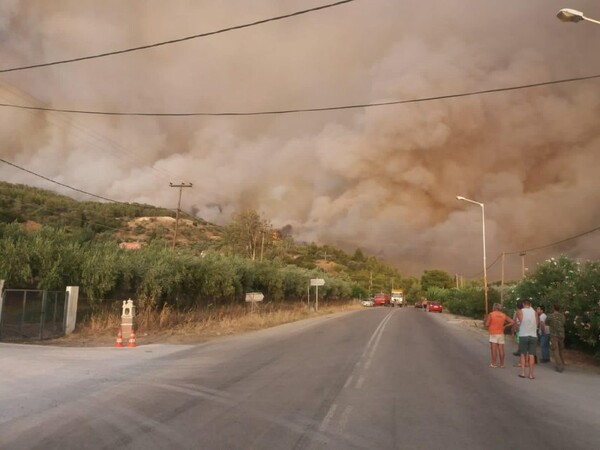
[373,293,390,307]
[428,301,443,313]
[361,298,374,307]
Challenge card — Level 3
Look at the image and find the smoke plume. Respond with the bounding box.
[1,0,599,280]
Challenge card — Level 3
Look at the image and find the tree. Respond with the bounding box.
[421,269,454,290]
[401,276,423,303]
[223,209,272,260]
[352,248,366,262]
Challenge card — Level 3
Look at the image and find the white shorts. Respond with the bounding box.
[489,334,505,344]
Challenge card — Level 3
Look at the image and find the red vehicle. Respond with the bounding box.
[428,301,443,313]
[373,293,390,307]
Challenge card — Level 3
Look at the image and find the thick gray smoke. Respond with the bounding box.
[1,0,599,280]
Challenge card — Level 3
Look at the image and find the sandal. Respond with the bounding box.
[529,376,535,380]
[518,374,526,378]
[489,364,498,368]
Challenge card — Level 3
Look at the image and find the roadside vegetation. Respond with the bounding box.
[64,302,361,346]
[0,182,405,340]
[1,181,598,358]
[425,258,600,360]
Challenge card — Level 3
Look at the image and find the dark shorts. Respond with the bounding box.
[518,336,537,355]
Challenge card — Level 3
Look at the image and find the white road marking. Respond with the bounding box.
[338,405,353,431]
[319,403,338,431]
[355,376,365,389]
[320,310,395,434]
[344,375,354,389]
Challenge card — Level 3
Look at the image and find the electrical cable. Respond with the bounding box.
[464,252,502,279]
[504,225,600,255]
[0,191,125,233]
[465,225,600,279]
[0,81,173,182]
[486,253,502,272]
[0,157,196,218]
[3,157,598,270]
[1,73,598,117]
[0,157,125,204]
[0,0,357,74]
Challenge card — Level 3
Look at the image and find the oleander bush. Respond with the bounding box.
[506,256,600,358]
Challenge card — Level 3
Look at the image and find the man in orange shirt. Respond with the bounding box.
[485,303,515,368]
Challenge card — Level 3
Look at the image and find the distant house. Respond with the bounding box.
[119,242,143,250]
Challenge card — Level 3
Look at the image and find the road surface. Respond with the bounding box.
[1,307,599,449]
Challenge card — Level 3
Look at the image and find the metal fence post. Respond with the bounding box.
[39,290,48,340]
[0,280,4,339]
[21,290,27,336]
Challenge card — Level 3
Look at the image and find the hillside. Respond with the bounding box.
[0,181,409,297]
[0,181,222,247]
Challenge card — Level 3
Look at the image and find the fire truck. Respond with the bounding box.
[390,289,404,307]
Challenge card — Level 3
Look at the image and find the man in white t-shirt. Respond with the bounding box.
[537,305,550,363]
[517,299,539,379]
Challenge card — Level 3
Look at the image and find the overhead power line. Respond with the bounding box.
[466,225,600,279]
[0,80,174,182]
[1,73,599,117]
[0,157,124,203]
[0,157,198,219]
[0,191,125,233]
[505,225,600,255]
[465,252,502,279]
[0,0,357,74]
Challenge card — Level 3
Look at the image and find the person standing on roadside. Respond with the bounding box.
[537,305,550,363]
[546,304,566,372]
[485,303,515,368]
[517,299,539,379]
[512,301,523,357]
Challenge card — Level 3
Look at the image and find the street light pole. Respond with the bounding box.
[557,8,600,25]
[456,196,489,316]
[500,252,505,305]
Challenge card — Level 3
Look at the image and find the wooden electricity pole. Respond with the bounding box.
[169,182,193,249]
[520,251,527,278]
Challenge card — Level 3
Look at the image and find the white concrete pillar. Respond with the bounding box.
[65,286,79,335]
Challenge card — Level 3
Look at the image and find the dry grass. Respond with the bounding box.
[48,301,362,347]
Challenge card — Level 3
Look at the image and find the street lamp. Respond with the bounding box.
[557,8,600,25]
[456,196,488,316]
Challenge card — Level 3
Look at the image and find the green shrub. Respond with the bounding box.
[507,256,600,356]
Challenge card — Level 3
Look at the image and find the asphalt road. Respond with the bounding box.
[1,307,599,449]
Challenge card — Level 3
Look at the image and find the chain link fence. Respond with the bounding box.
[0,289,68,341]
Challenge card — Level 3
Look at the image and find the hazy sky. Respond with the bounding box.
[1,0,599,280]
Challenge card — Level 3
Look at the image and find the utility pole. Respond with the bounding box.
[500,252,505,305]
[520,251,526,278]
[169,182,193,249]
